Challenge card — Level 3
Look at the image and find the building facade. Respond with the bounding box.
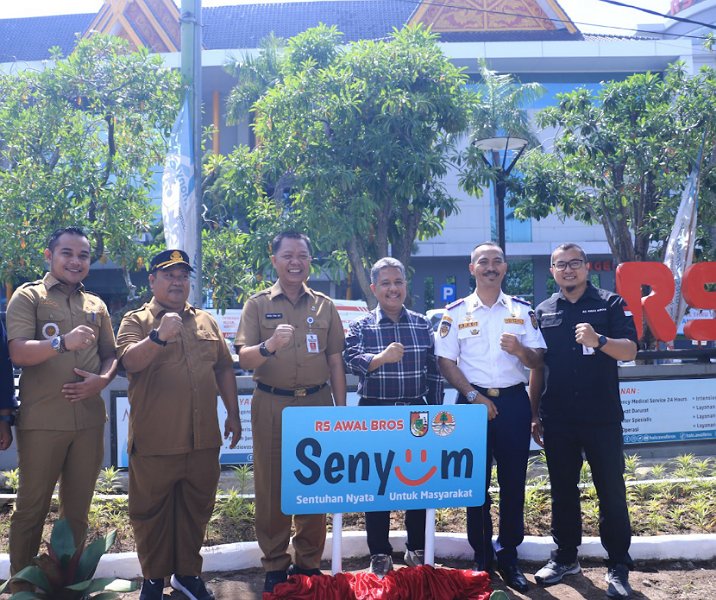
[0,0,705,311]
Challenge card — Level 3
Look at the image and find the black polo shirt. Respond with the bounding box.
[535,282,638,425]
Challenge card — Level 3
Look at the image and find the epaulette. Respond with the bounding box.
[512,296,531,306]
[123,304,150,317]
[445,298,464,311]
[313,290,332,300]
[16,280,43,289]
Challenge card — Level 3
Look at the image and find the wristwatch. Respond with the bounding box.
[259,341,276,357]
[0,415,15,426]
[149,329,167,347]
[596,335,608,349]
[466,390,479,403]
[51,335,66,354]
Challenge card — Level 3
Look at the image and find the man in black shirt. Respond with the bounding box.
[530,243,638,600]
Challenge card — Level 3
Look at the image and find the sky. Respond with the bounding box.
[0,0,675,36]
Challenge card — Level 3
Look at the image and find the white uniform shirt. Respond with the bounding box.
[434,291,546,388]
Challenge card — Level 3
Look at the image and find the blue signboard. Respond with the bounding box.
[441,284,457,303]
[281,405,488,514]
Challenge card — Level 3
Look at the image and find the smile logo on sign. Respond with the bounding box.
[431,411,456,437]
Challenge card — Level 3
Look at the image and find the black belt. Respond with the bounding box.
[256,381,327,397]
[472,383,525,398]
[359,397,427,407]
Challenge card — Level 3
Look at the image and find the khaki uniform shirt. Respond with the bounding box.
[236,282,344,388]
[6,273,114,430]
[116,298,233,456]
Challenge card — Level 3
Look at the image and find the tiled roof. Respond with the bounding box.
[0,1,588,63]
[202,1,417,48]
[581,33,659,41]
[0,14,94,63]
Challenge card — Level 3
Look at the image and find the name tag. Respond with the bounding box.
[306,333,319,353]
[265,313,283,319]
[458,320,479,330]
[504,318,524,325]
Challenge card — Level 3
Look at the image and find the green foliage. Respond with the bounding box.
[459,59,544,196]
[0,34,181,290]
[94,468,120,495]
[0,519,136,599]
[511,63,716,262]
[1,468,20,493]
[209,25,473,305]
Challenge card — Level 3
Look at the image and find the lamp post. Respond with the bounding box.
[472,136,529,253]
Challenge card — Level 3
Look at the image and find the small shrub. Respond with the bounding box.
[1,468,19,493]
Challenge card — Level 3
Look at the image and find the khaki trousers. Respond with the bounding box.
[9,426,104,575]
[129,448,220,579]
[252,386,333,572]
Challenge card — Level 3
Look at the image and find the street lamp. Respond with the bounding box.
[472,136,529,253]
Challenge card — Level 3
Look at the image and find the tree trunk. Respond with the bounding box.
[346,236,374,308]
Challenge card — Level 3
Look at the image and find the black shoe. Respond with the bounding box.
[287,564,323,577]
[139,578,164,600]
[471,562,494,577]
[263,570,288,593]
[170,575,214,600]
[498,564,529,593]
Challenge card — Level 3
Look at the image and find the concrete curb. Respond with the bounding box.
[2,532,714,580]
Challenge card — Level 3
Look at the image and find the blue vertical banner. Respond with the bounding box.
[281,405,488,514]
[162,93,198,297]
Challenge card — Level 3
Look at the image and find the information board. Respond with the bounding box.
[621,378,716,444]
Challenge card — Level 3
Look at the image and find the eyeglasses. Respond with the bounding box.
[552,259,585,271]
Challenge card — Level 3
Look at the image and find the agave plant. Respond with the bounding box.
[0,518,136,599]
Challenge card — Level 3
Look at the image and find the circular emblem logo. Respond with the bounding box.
[431,411,456,437]
[42,322,60,339]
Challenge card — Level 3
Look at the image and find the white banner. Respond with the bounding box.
[663,137,705,338]
[162,94,198,297]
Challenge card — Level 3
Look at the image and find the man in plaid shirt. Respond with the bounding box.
[344,257,443,578]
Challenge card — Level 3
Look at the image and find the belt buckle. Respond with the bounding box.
[294,388,307,397]
[486,388,500,398]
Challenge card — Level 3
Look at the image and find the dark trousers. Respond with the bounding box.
[360,396,427,557]
[543,420,632,568]
[365,509,426,556]
[459,385,531,569]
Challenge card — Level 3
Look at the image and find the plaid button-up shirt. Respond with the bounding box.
[344,306,443,404]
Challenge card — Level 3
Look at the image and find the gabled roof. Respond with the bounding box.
[410,0,581,42]
[87,0,180,52]
[0,0,583,64]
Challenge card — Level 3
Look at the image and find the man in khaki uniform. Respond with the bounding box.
[7,226,117,584]
[117,249,241,600]
[236,231,346,593]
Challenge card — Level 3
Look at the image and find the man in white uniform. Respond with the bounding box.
[435,241,545,593]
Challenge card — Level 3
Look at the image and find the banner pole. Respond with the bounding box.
[425,508,436,566]
[332,512,343,574]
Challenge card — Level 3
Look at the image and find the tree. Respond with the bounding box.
[0,34,181,294]
[458,59,544,195]
[510,63,716,263]
[211,25,473,305]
